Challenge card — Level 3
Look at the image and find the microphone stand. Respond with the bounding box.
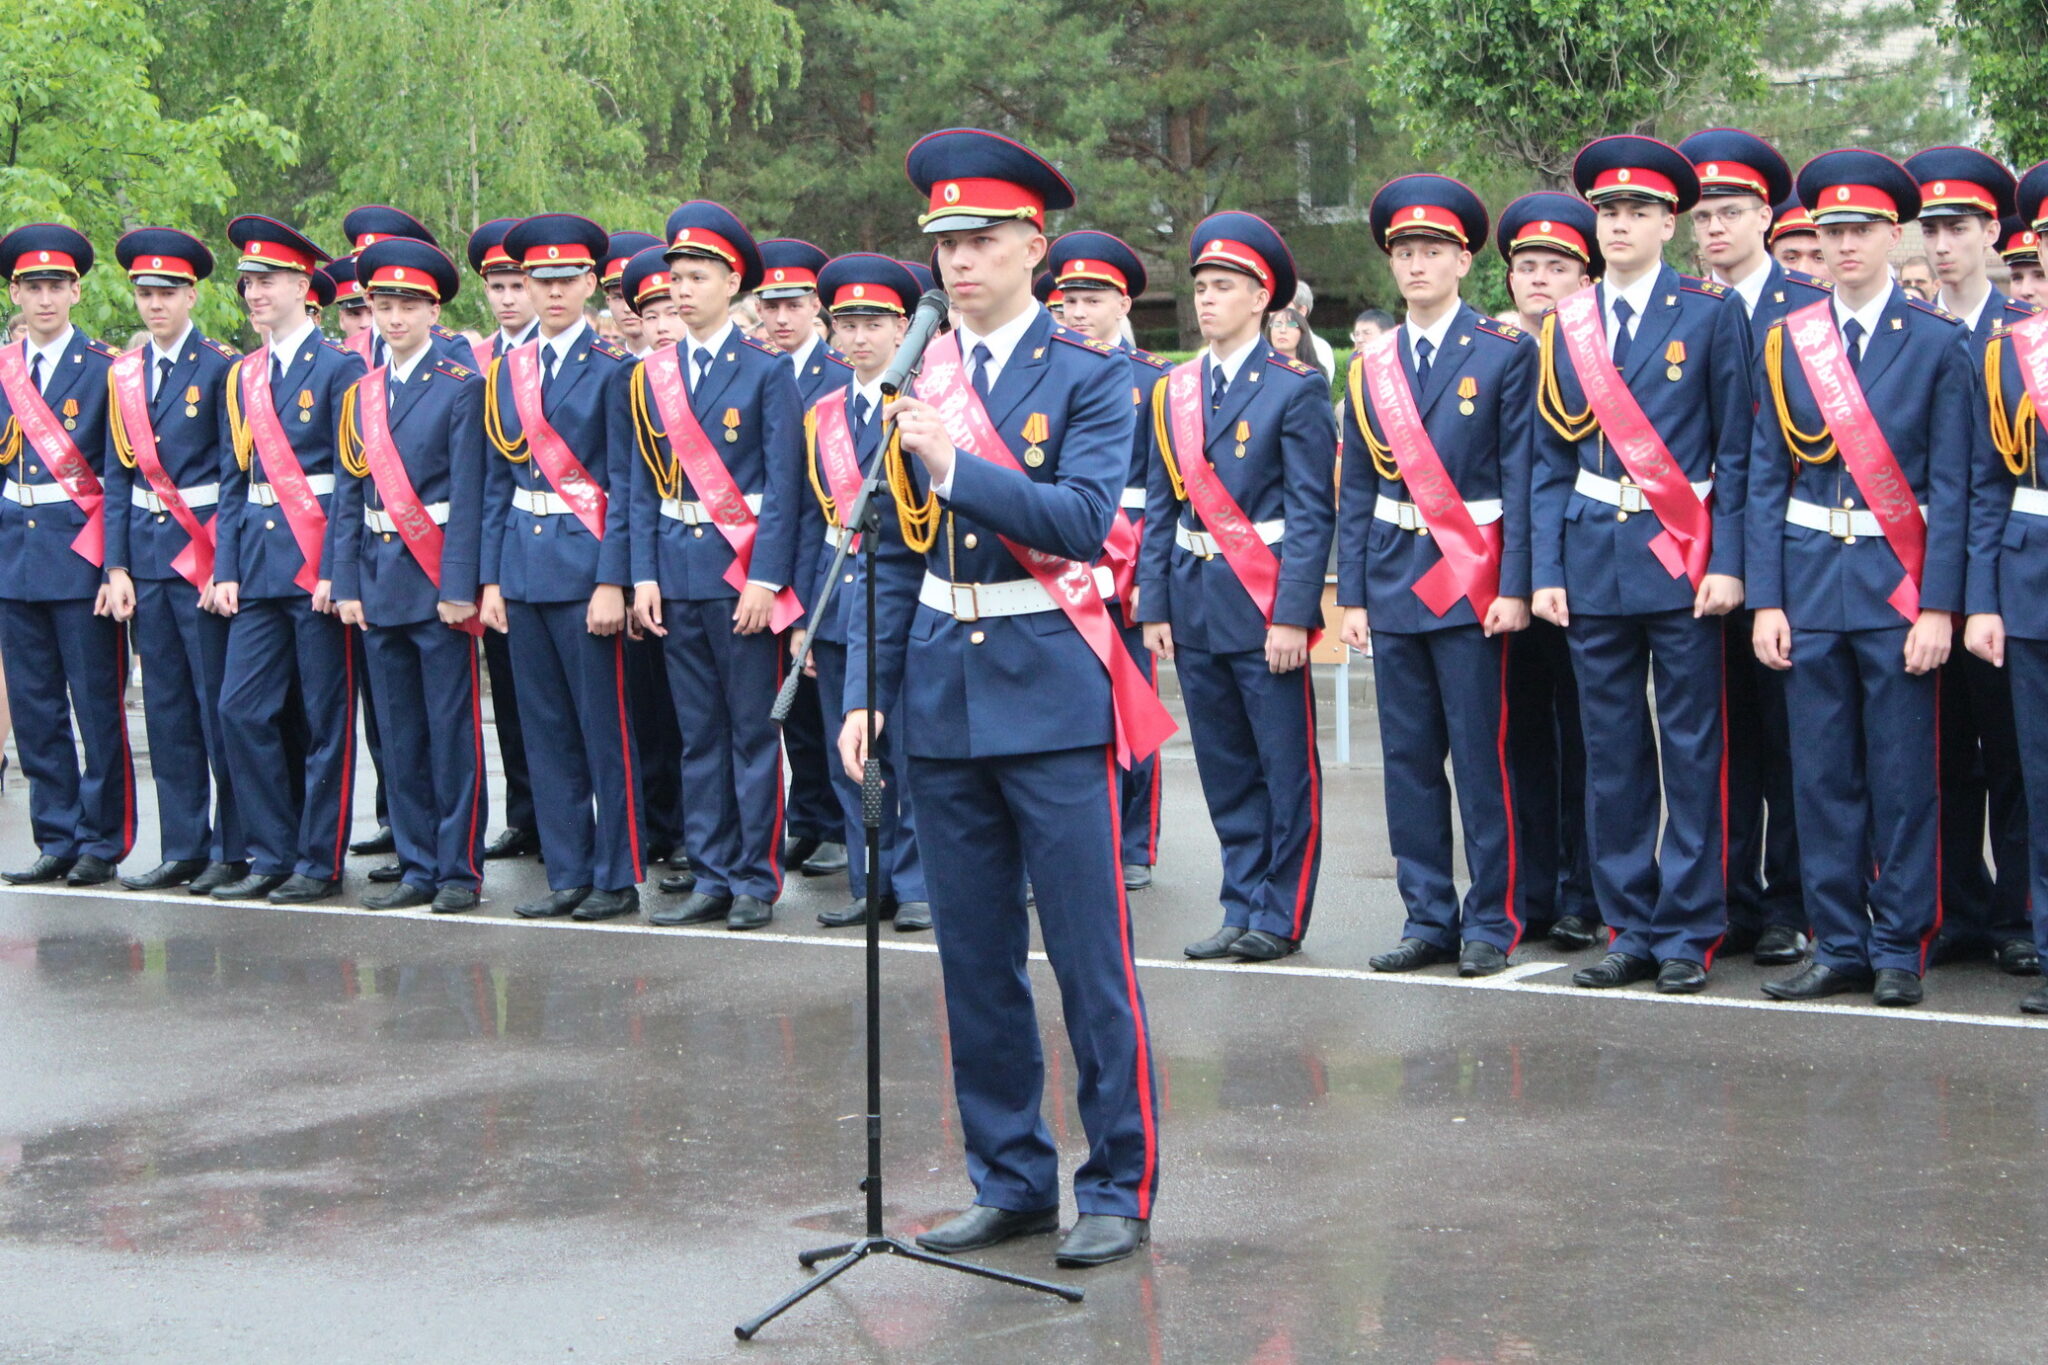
[739,371,1083,1341]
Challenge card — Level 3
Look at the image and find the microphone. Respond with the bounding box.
[879,289,951,397]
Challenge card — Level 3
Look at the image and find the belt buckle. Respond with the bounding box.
[682,502,703,527]
[1194,532,1216,560]
[950,583,980,622]
[1618,484,1646,514]
[1827,508,1852,540]
[1396,502,1421,533]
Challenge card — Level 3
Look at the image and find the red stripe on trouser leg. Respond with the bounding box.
[1496,636,1522,954]
[1104,745,1160,1220]
[331,629,358,875]
[1289,665,1321,940]
[1146,662,1162,862]
[1920,669,1945,974]
[611,635,643,883]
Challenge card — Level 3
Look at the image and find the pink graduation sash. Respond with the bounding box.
[643,346,802,632]
[1554,286,1712,586]
[0,343,105,567]
[1357,335,1501,617]
[110,348,213,588]
[344,332,373,366]
[813,387,865,548]
[918,331,1176,767]
[473,335,496,369]
[2008,312,2048,446]
[1785,300,1926,621]
[355,368,482,635]
[238,349,329,593]
[503,341,608,539]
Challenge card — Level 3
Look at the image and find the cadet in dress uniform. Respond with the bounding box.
[1904,146,2038,975]
[757,236,852,879]
[1044,231,1170,892]
[1141,211,1337,965]
[465,218,540,861]
[1972,164,2048,1012]
[1769,201,1828,280]
[336,205,479,373]
[479,213,645,922]
[1496,193,1601,950]
[1680,127,1827,968]
[332,238,487,913]
[210,214,368,903]
[1033,270,1066,322]
[848,128,1165,1268]
[1340,176,1533,978]
[793,253,928,932]
[1530,136,1752,995]
[327,255,374,346]
[102,228,247,893]
[1748,150,1970,1006]
[2001,214,2047,310]
[601,231,662,358]
[0,225,134,886]
[626,202,804,932]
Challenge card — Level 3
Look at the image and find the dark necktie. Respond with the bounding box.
[29,353,44,394]
[269,353,284,395]
[1843,319,1866,375]
[372,335,387,369]
[1414,336,1434,391]
[692,346,713,394]
[854,394,873,430]
[155,356,173,402]
[1210,362,1226,412]
[1610,298,1635,369]
[970,343,993,401]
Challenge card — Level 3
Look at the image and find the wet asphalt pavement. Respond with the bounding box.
[3,673,2046,1363]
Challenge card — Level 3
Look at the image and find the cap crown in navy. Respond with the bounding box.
[661,201,763,294]
[1903,146,2018,220]
[619,246,675,313]
[897,258,937,295]
[467,217,523,275]
[1678,128,1793,206]
[0,224,94,282]
[1032,271,1062,305]
[2022,162,2048,232]
[342,205,438,251]
[1370,174,1489,253]
[1048,230,1148,296]
[1188,210,1297,312]
[906,128,1075,234]
[758,238,829,298]
[307,267,337,308]
[818,253,919,315]
[1997,216,2040,261]
[1796,149,1921,225]
[1573,135,1701,212]
[1496,192,1602,275]
[228,214,332,274]
[503,214,609,278]
[602,231,663,286]
[358,237,460,303]
[116,227,213,284]
[325,253,366,307]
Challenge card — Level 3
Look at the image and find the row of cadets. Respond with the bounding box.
[0,226,135,887]
[792,252,928,931]
[1044,229,1173,892]
[1530,135,1753,995]
[626,203,805,932]
[2000,206,2046,309]
[1975,159,2048,1014]
[1769,200,1828,278]
[100,229,244,892]
[1338,175,1533,978]
[479,213,645,923]
[331,237,488,912]
[1495,191,1601,950]
[756,236,852,879]
[1139,211,1336,965]
[1748,151,1972,1006]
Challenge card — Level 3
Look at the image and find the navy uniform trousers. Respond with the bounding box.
[482,628,533,832]
[627,633,686,858]
[362,625,485,889]
[812,639,923,903]
[2006,641,2048,961]
[1505,619,1595,929]
[1115,344,1172,872]
[781,344,857,850]
[662,603,784,901]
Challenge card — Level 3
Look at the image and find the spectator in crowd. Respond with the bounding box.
[1292,280,1339,375]
[1898,254,1937,302]
[4,314,25,343]
[1266,306,1328,381]
[1350,306,1395,355]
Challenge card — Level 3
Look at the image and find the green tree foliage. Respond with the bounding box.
[1943,0,2048,166]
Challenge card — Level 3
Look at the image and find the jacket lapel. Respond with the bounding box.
[687,337,743,429]
[1206,338,1270,453]
[544,334,598,417]
[387,364,431,430]
[150,338,203,423]
[38,331,89,413]
[982,309,1057,435]
[1855,286,1912,393]
[1622,267,1681,387]
[1417,303,1479,420]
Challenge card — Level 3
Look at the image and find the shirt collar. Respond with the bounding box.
[955,304,1041,376]
[1605,267,1661,325]
[1938,283,1992,331]
[851,375,887,413]
[266,319,317,371]
[686,318,735,363]
[501,318,538,350]
[1831,285,1893,344]
[1206,332,1262,385]
[386,341,433,385]
[150,325,193,370]
[541,317,588,364]
[1721,257,1774,317]
[1404,303,1461,361]
[785,334,820,373]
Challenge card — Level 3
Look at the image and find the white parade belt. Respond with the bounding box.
[661,492,762,525]
[365,502,450,534]
[247,475,335,506]
[2012,487,2048,519]
[510,487,579,516]
[1175,518,1284,560]
[1120,486,1147,510]
[824,523,857,551]
[919,566,1116,622]
[1785,498,1925,540]
[1574,468,1711,514]
[132,482,219,512]
[5,482,79,507]
[1372,492,1502,534]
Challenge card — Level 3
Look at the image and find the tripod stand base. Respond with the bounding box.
[735,1235,1084,1339]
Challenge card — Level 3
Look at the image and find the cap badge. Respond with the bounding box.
[546,246,560,259]
[1836,187,1851,202]
[36,251,49,263]
[944,183,961,204]
[1933,181,1946,195]
[1705,163,1720,177]
[1539,221,1553,233]
[773,269,785,281]
[851,284,865,298]
[1411,207,1427,221]
[151,257,163,269]
[1618,169,1632,183]
[394,268,407,280]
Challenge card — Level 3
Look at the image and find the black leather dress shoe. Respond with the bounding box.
[1459,941,1509,977]
[1656,959,1708,994]
[2020,983,2048,1015]
[1370,937,1455,973]
[781,836,822,870]
[894,901,932,932]
[650,891,729,927]
[121,858,207,891]
[349,825,395,856]
[483,827,539,860]
[431,886,479,914]
[1549,914,1600,951]
[573,886,640,921]
[64,855,117,886]
[1572,952,1657,989]
[269,874,339,904]
[514,886,591,919]
[366,863,404,884]
[1762,961,1873,1001]
[3,854,75,885]
[362,882,434,911]
[1055,1214,1149,1268]
[1720,923,1761,958]
[819,897,895,928]
[1995,939,2041,976]
[799,841,848,876]
[657,867,698,895]
[1872,967,1924,1007]
[1122,863,1153,892]
[1232,929,1298,962]
[1184,925,1246,960]
[1753,925,1808,966]
[187,861,248,895]
[211,871,288,900]
[914,1204,1059,1255]
[727,895,773,930]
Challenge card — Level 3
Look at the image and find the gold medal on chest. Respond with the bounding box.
[722,407,740,443]
[1457,376,1477,416]
[1234,419,1250,458]
[1664,340,1686,382]
[1021,412,1050,466]
[61,398,78,430]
